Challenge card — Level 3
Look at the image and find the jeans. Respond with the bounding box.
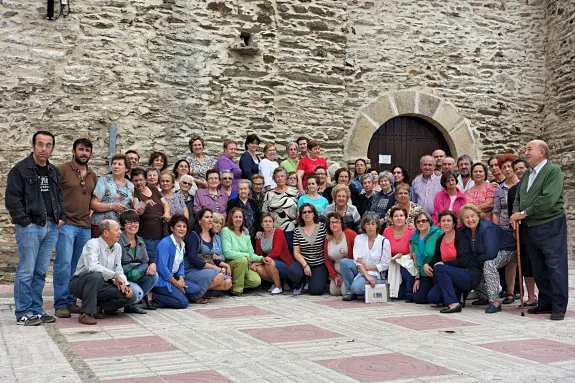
[413,277,434,304]
[340,258,358,294]
[287,262,328,295]
[431,264,474,305]
[273,259,289,280]
[185,268,219,299]
[53,224,91,309]
[143,239,161,263]
[14,221,59,318]
[398,267,414,300]
[153,284,191,309]
[128,273,159,307]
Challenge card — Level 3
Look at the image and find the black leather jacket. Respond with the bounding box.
[5,153,66,227]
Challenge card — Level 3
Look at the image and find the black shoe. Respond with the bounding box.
[550,312,565,321]
[405,297,414,303]
[472,299,489,306]
[502,296,515,305]
[440,304,462,314]
[37,313,57,323]
[527,306,552,315]
[142,296,157,310]
[124,306,147,314]
[342,293,357,301]
[229,291,242,297]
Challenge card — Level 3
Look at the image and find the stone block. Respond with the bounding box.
[393,90,417,116]
[359,95,396,126]
[417,92,441,118]
[346,116,377,158]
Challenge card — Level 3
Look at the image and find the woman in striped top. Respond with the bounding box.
[287,203,328,296]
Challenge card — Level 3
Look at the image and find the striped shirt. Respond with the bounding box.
[294,223,326,267]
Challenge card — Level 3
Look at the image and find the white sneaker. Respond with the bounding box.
[267,284,275,292]
[303,283,309,292]
[270,287,283,295]
[292,287,302,296]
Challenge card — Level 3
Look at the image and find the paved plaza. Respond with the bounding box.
[2,272,575,383]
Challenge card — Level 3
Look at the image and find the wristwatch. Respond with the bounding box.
[521,210,527,217]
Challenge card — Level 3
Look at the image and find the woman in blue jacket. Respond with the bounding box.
[153,215,198,309]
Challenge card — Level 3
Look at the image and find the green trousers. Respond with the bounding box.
[227,257,261,293]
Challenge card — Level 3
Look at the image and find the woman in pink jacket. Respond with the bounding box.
[432,171,466,225]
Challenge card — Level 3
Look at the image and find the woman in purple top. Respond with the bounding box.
[193,169,229,219]
[215,139,242,193]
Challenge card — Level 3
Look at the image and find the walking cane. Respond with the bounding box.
[515,222,525,317]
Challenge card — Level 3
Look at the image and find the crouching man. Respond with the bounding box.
[70,219,134,325]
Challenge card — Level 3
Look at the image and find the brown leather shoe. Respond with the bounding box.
[55,307,71,318]
[78,313,97,325]
[68,303,81,314]
[93,306,106,320]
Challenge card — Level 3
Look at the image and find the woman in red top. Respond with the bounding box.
[425,210,459,305]
[296,140,331,194]
[383,206,416,301]
[255,214,293,294]
[323,212,357,296]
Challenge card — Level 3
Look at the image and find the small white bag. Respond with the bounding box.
[365,283,388,303]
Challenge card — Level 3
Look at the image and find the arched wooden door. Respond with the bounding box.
[367,116,451,176]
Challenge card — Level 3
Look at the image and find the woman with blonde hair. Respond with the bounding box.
[322,184,361,233]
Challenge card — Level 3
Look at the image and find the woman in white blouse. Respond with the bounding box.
[259,143,280,191]
[339,212,391,301]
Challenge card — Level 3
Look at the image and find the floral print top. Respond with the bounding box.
[91,175,134,225]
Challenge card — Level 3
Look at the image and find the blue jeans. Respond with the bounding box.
[54,224,91,309]
[185,268,219,299]
[14,222,59,318]
[287,262,328,295]
[340,258,358,294]
[431,264,473,305]
[143,239,161,263]
[273,259,289,280]
[128,272,159,307]
[398,267,414,300]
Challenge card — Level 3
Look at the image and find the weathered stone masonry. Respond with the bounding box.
[0,0,573,258]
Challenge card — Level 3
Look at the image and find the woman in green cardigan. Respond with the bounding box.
[410,211,443,304]
[221,207,263,295]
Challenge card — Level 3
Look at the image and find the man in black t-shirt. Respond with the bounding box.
[5,131,65,326]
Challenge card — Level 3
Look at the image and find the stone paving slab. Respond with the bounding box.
[3,279,575,382]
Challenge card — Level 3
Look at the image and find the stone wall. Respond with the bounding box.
[543,0,575,256]
[0,0,558,254]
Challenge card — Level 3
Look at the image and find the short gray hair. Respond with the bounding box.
[457,154,473,165]
[360,174,374,184]
[180,174,194,183]
[238,179,251,188]
[415,210,433,226]
[219,170,232,178]
[286,142,298,152]
[378,171,394,185]
[420,155,434,165]
[360,212,381,233]
[98,219,117,235]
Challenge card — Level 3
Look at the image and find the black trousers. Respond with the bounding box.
[524,216,569,313]
[70,272,129,314]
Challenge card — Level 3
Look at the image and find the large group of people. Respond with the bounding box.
[5,131,568,326]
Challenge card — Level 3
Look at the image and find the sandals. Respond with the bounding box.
[194,298,209,304]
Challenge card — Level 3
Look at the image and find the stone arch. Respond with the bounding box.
[346,89,480,163]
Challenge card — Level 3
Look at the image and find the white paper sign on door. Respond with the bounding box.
[378,154,392,164]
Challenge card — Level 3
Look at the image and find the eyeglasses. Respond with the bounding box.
[416,219,429,224]
[181,181,192,186]
[301,210,313,215]
[330,221,342,225]
[222,177,232,181]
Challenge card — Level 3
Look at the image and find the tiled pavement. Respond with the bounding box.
[3,280,575,382]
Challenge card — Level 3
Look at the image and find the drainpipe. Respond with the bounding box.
[108,121,117,172]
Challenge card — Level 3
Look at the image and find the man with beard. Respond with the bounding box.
[456,154,475,192]
[54,138,98,318]
[6,131,66,325]
[125,150,140,179]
